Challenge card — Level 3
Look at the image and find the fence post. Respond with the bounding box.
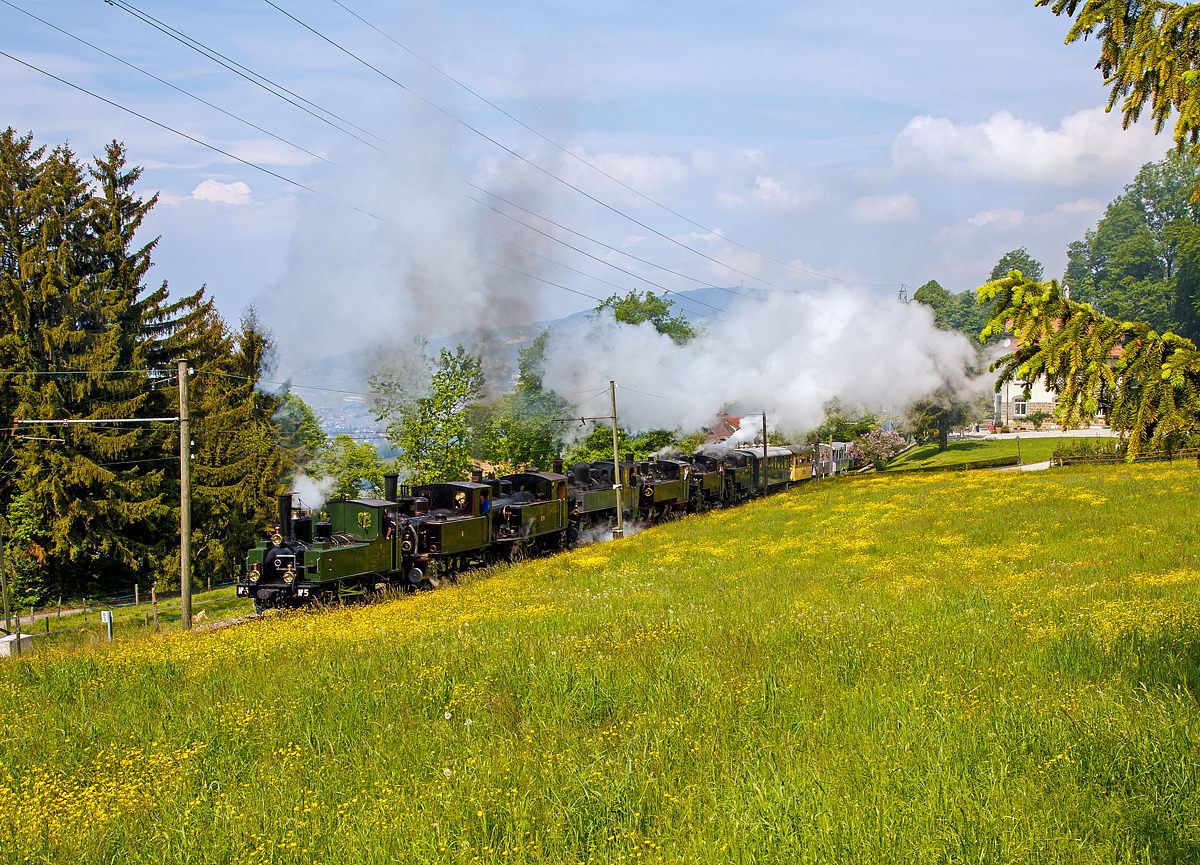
[44,616,48,635]
[57,597,61,618]
[152,588,159,634]
[83,598,87,625]
[135,584,139,607]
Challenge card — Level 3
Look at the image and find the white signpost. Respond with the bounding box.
[100,609,113,643]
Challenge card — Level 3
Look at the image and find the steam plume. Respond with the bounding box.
[540,287,978,435]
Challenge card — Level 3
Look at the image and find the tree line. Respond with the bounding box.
[0,130,296,605]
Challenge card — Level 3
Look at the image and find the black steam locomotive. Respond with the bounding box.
[238,447,811,611]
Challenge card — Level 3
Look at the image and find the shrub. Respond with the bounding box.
[846,428,907,469]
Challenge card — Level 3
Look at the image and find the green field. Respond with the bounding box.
[3,586,253,654]
[2,463,1199,863]
[887,435,1098,469]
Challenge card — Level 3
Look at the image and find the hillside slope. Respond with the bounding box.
[2,464,1199,862]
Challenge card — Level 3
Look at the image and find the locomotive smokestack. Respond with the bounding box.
[383,473,398,502]
[471,469,483,483]
[552,458,564,474]
[278,493,293,542]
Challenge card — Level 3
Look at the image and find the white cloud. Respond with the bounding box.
[1055,197,1101,213]
[967,207,1024,227]
[891,107,1164,184]
[192,179,252,205]
[719,175,818,211]
[621,235,646,248]
[850,192,920,224]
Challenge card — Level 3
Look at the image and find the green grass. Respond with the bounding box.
[4,585,253,653]
[887,435,1086,469]
[2,463,1200,863]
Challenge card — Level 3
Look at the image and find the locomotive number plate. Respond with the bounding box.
[358,512,372,529]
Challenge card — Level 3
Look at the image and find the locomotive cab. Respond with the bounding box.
[492,471,568,546]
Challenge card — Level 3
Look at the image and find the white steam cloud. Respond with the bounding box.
[293,473,337,511]
[540,288,977,434]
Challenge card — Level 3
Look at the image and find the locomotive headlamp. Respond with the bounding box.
[271,533,283,546]
[402,540,413,552]
[249,563,260,582]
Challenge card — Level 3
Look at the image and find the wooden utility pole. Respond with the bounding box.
[178,359,192,631]
[762,412,768,493]
[610,381,624,540]
[0,523,10,635]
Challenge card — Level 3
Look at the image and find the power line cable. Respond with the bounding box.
[0,50,391,224]
[261,0,796,296]
[98,0,729,318]
[1,0,330,168]
[0,46,686,316]
[326,0,903,289]
[104,0,390,151]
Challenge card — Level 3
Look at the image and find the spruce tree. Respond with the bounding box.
[0,131,285,598]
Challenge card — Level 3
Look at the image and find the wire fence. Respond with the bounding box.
[1054,447,1200,467]
[3,580,237,640]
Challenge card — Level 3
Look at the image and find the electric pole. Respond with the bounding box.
[762,411,768,492]
[0,523,9,634]
[178,359,192,631]
[610,381,624,540]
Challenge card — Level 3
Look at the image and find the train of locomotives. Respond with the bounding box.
[238,446,816,612]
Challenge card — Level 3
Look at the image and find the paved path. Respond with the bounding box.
[992,459,1054,472]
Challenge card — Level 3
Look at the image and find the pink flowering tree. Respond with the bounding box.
[846,428,908,469]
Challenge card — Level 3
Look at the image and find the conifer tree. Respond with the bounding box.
[0,130,286,597]
[981,271,1200,458]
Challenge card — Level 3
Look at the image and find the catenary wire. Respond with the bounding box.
[1,0,330,168]
[0,48,692,316]
[326,0,903,289]
[96,0,730,318]
[261,0,798,296]
[105,0,752,306]
[0,50,390,223]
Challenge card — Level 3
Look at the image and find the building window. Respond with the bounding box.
[1014,399,1028,417]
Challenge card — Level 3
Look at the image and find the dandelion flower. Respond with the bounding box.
[465,718,473,726]
[443,768,452,777]
[444,712,452,720]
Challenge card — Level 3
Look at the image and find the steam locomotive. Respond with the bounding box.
[237,446,812,612]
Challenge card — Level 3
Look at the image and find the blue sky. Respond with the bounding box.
[1,0,1172,368]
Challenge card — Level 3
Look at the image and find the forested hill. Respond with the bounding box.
[0,130,293,604]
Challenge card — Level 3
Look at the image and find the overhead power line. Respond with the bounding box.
[0,45,702,316]
[0,50,389,223]
[327,0,903,289]
[94,0,729,318]
[261,0,801,296]
[1,0,329,168]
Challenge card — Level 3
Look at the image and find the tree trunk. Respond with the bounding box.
[938,415,950,452]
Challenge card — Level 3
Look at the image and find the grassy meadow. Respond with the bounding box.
[2,463,1199,863]
[885,435,1117,470]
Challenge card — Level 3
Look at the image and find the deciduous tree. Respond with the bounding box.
[373,344,484,482]
[596,291,696,344]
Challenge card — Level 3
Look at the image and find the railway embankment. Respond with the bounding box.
[2,462,1198,862]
